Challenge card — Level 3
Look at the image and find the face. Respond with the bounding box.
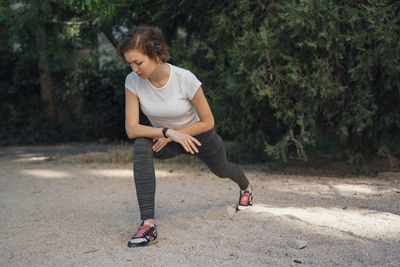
[124,49,160,79]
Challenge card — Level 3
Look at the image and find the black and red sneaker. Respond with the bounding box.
[236,185,254,211]
[127,221,158,247]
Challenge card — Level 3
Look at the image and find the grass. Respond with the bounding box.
[48,144,399,177]
[52,145,201,165]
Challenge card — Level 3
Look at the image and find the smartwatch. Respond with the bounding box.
[162,128,168,138]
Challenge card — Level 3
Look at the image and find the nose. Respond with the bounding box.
[130,64,139,73]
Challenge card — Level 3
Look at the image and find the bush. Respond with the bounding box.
[63,56,128,142]
[0,48,61,146]
[165,0,400,164]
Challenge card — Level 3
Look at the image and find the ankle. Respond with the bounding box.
[243,184,251,191]
[144,219,155,225]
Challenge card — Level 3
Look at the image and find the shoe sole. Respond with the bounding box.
[127,239,158,247]
[236,204,253,212]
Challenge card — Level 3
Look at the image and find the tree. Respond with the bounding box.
[1,0,140,126]
[151,0,400,164]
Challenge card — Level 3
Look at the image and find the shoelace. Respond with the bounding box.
[239,190,250,205]
[133,225,151,238]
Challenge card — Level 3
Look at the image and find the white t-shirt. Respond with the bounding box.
[125,63,202,129]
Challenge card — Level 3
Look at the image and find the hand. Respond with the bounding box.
[152,137,172,152]
[166,129,201,154]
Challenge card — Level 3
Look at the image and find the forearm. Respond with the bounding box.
[176,121,214,136]
[126,124,165,139]
[126,120,214,139]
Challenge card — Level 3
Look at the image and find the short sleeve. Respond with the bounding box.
[183,70,202,100]
[125,73,138,96]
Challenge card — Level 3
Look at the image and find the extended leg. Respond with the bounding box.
[133,137,157,220]
[196,130,249,190]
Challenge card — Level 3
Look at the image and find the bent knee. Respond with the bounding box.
[134,138,153,154]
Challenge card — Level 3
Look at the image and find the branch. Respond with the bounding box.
[289,129,308,162]
[52,15,98,25]
[102,27,119,49]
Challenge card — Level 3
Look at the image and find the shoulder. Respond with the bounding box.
[126,72,139,84]
[169,63,197,80]
[169,64,202,99]
[125,72,142,95]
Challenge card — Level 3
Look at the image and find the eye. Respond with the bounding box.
[128,61,142,66]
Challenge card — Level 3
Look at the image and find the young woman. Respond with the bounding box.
[117,26,253,247]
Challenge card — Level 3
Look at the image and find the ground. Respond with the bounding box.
[0,145,399,266]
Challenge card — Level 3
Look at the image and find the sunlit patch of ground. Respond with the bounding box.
[1,155,399,266]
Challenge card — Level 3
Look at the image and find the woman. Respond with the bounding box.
[117,26,253,247]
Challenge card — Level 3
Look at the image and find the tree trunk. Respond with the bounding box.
[102,27,119,49]
[36,26,58,125]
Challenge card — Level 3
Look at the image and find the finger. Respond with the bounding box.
[180,141,190,153]
[191,137,201,146]
[157,143,166,152]
[188,139,199,153]
[156,140,167,152]
[152,142,159,151]
[184,140,194,154]
[185,138,199,153]
[155,142,162,152]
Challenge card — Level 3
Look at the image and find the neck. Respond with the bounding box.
[149,63,170,86]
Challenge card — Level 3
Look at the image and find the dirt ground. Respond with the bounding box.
[1,149,400,266]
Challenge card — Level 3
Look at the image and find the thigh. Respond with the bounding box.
[153,140,187,159]
[196,130,227,168]
[134,137,188,160]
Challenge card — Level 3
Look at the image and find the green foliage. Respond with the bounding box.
[165,0,400,164]
[63,56,127,141]
[1,0,399,167]
[0,0,141,145]
[0,48,61,145]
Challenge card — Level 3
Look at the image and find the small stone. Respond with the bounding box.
[288,239,308,249]
[294,259,302,264]
[225,206,236,217]
[83,249,98,254]
[392,188,400,193]
[343,206,348,210]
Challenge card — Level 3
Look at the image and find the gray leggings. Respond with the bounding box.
[133,128,249,220]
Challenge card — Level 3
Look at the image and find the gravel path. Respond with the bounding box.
[0,144,114,160]
[0,150,399,266]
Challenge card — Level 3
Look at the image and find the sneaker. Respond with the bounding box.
[127,221,158,247]
[236,185,254,211]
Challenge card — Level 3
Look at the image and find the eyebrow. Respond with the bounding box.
[127,59,141,64]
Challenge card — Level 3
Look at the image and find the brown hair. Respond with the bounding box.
[117,26,170,66]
